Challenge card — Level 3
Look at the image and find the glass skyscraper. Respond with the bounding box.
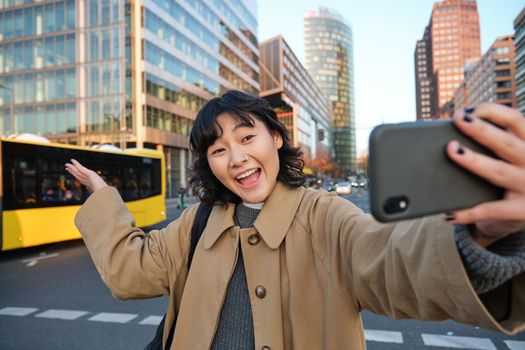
[0,0,77,138]
[0,0,259,197]
[304,7,356,173]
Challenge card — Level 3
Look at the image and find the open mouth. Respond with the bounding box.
[236,168,261,187]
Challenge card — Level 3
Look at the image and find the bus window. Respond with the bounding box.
[139,168,152,197]
[40,155,87,205]
[42,178,60,203]
[3,140,162,209]
[9,157,37,208]
[123,167,139,201]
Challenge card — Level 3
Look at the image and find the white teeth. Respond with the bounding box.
[237,169,258,179]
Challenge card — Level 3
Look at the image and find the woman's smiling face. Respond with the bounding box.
[206,112,283,204]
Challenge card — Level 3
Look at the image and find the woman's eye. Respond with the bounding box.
[211,148,224,155]
[242,135,255,142]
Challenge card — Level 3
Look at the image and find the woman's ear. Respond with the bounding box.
[273,132,283,149]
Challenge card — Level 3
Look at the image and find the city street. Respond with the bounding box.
[1,189,525,349]
[0,0,523,347]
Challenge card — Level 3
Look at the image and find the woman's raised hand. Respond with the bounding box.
[65,159,108,193]
[445,103,525,246]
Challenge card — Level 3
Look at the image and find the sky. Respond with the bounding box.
[257,0,524,155]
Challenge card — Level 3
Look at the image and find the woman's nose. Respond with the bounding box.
[230,152,248,167]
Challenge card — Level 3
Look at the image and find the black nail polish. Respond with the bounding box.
[463,114,473,123]
[457,145,465,155]
[464,107,475,114]
[444,212,455,221]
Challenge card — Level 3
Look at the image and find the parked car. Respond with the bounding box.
[358,179,368,188]
[335,181,352,195]
[322,182,335,192]
[351,178,368,189]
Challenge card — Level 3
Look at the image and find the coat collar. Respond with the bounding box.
[202,182,305,250]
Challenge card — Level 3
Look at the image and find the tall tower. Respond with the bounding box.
[415,25,437,120]
[304,7,356,173]
[515,6,525,115]
[430,0,481,114]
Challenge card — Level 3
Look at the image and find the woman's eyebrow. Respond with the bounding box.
[232,122,253,132]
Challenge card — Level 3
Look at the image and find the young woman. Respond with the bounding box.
[66,91,525,349]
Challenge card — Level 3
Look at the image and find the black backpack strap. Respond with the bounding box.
[163,203,213,349]
[188,203,213,269]
[145,315,165,350]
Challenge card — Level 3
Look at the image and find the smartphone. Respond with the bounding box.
[368,120,504,222]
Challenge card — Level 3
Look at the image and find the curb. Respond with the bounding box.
[166,196,199,207]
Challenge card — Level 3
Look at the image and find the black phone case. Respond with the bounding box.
[368,120,504,222]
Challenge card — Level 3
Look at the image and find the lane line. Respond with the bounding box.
[422,334,496,349]
[88,312,138,324]
[505,340,525,350]
[35,309,89,320]
[365,329,403,344]
[0,307,39,316]
[139,315,163,326]
[21,253,59,267]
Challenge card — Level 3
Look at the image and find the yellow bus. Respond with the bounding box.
[0,138,166,251]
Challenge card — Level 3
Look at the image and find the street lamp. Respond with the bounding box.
[0,83,14,135]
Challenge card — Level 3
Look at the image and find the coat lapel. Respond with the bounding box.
[202,182,305,250]
[255,182,305,249]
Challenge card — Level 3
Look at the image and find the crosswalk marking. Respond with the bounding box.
[505,340,525,350]
[422,334,496,349]
[0,307,38,316]
[2,305,525,349]
[88,312,138,324]
[365,329,403,343]
[35,309,89,320]
[139,315,163,325]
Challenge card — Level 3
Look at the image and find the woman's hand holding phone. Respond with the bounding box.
[445,103,525,246]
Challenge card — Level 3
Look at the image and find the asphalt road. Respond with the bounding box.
[1,189,524,349]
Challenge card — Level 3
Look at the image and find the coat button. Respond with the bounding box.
[248,234,260,245]
[262,347,270,350]
[255,286,266,299]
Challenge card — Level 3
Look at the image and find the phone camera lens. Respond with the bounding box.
[383,196,409,214]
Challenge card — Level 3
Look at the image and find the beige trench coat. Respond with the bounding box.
[75,182,525,349]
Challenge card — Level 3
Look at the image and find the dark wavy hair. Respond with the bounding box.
[188,90,305,205]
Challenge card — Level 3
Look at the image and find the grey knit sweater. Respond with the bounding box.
[211,204,260,350]
[454,225,525,293]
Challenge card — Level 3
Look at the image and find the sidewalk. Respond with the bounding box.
[166,195,199,209]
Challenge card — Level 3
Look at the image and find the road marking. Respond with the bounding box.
[88,312,138,323]
[365,329,403,343]
[422,334,496,349]
[139,315,163,325]
[505,340,525,350]
[35,309,88,320]
[2,305,524,350]
[21,253,59,267]
[0,307,38,316]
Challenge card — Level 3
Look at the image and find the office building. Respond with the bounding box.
[304,7,356,173]
[0,0,259,197]
[415,25,437,120]
[259,35,332,161]
[415,0,481,118]
[453,35,516,112]
[515,6,525,115]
